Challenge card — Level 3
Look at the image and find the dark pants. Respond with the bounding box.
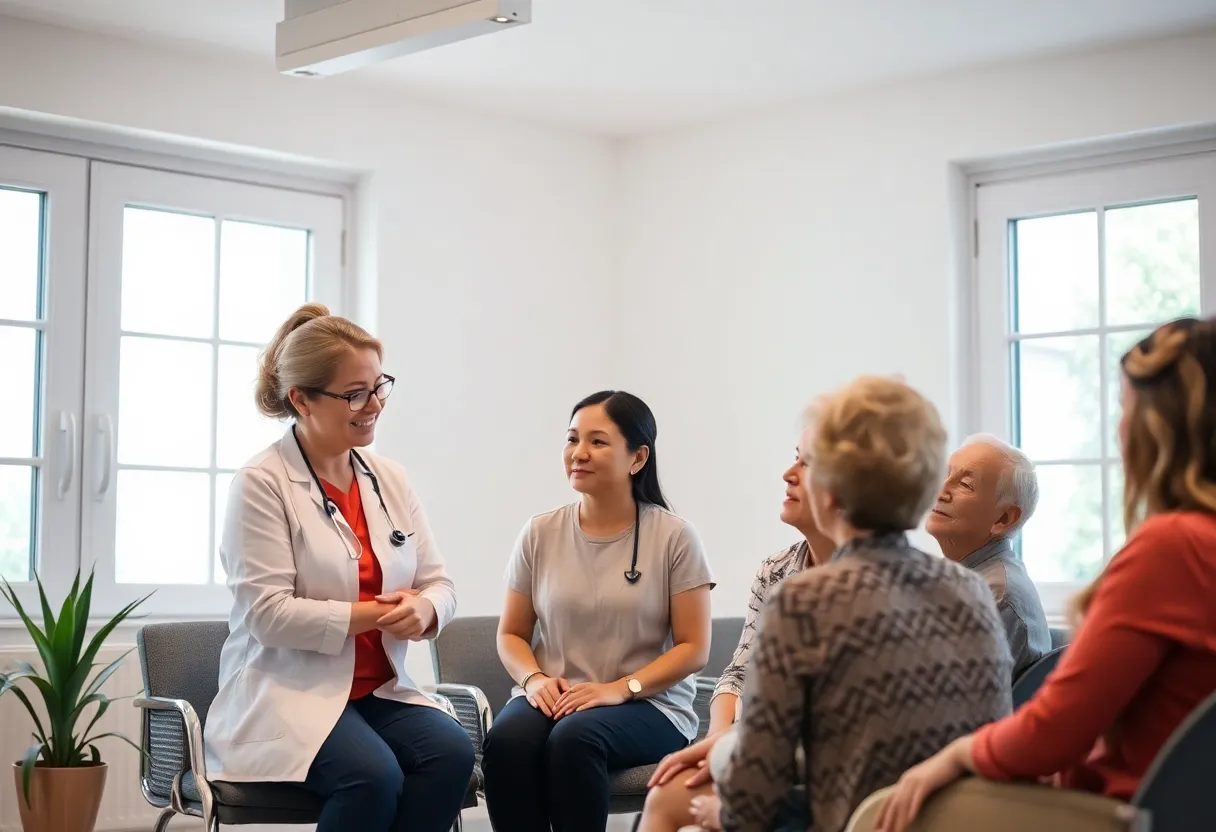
[302,696,475,832]
[482,696,687,832]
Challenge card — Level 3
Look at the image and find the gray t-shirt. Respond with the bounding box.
[505,502,715,739]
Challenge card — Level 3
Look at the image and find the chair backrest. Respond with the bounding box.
[1133,687,1216,830]
[1011,645,1066,709]
[1049,626,1071,649]
[431,616,517,715]
[137,621,230,727]
[846,780,1143,832]
[707,616,745,679]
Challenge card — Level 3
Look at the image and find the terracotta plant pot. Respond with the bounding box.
[11,763,107,832]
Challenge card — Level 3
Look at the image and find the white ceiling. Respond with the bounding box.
[2,0,1216,134]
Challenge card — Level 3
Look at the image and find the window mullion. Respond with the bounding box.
[1096,206,1113,564]
[208,217,224,585]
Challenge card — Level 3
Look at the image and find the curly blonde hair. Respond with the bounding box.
[1071,317,1216,622]
[803,375,947,531]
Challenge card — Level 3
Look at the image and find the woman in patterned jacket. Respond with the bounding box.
[716,376,1013,832]
[637,449,835,831]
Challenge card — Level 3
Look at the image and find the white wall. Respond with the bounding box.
[5,17,1216,660]
[0,18,619,651]
[617,31,1216,608]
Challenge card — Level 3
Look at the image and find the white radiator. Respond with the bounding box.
[0,641,166,832]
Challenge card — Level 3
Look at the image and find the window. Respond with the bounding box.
[2,148,345,617]
[974,152,1216,613]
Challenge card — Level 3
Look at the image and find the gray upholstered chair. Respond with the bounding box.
[1011,644,1066,708]
[431,615,738,818]
[706,615,746,678]
[1049,625,1071,649]
[1132,687,1216,831]
[134,621,477,832]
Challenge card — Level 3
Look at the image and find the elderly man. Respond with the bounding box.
[927,433,1051,678]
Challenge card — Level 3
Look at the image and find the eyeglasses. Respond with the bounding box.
[306,375,395,412]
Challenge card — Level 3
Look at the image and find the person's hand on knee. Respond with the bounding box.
[523,673,570,718]
[649,734,716,788]
[689,791,722,830]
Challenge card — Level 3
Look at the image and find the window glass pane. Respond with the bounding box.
[217,345,283,469]
[121,207,215,338]
[1105,328,1154,457]
[215,471,234,583]
[115,470,210,584]
[118,336,213,467]
[1107,462,1127,555]
[0,465,34,582]
[1020,463,1104,582]
[1013,211,1098,334]
[1105,199,1200,327]
[219,221,309,343]
[0,188,41,321]
[1015,335,1101,460]
[0,327,38,458]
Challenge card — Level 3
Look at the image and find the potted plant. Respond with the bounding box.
[0,571,148,832]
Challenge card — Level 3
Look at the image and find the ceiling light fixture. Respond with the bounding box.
[277,0,532,77]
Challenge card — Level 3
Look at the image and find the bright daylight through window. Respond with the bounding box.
[1,146,344,617]
[975,152,1216,608]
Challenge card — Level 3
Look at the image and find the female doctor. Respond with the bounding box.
[203,304,474,832]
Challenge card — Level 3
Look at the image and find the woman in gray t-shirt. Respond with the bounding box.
[482,390,715,832]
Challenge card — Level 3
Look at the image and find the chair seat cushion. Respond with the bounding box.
[610,763,658,794]
[179,769,478,824]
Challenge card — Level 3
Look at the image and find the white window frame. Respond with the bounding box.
[1,128,353,622]
[971,151,1216,615]
[82,162,345,617]
[0,146,88,615]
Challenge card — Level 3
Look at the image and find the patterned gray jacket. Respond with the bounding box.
[712,540,810,704]
[717,533,1014,832]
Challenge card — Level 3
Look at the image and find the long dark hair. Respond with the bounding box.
[570,390,669,510]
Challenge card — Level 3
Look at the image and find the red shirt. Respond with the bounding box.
[321,476,395,701]
[973,511,1216,799]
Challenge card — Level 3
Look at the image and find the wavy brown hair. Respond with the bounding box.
[1071,317,1216,622]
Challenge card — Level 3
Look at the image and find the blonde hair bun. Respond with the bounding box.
[254,303,382,420]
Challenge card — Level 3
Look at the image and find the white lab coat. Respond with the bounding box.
[203,427,457,783]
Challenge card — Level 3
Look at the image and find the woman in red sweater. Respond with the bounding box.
[876,316,1216,832]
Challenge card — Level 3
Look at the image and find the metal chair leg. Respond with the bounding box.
[152,809,175,832]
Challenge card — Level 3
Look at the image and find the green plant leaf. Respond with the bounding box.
[74,697,111,754]
[81,648,135,702]
[79,730,146,760]
[88,745,100,765]
[19,741,43,807]
[1,678,50,746]
[50,571,80,672]
[71,572,96,666]
[76,593,152,688]
[0,581,60,693]
[8,662,62,716]
[36,577,57,644]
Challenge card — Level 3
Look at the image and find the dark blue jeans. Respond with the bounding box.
[302,696,474,832]
[482,697,687,832]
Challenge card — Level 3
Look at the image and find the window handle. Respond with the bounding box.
[58,411,77,499]
[95,414,114,502]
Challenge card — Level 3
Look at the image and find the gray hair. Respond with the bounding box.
[961,433,1039,535]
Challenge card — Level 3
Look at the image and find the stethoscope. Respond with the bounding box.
[625,498,642,584]
[293,425,409,559]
